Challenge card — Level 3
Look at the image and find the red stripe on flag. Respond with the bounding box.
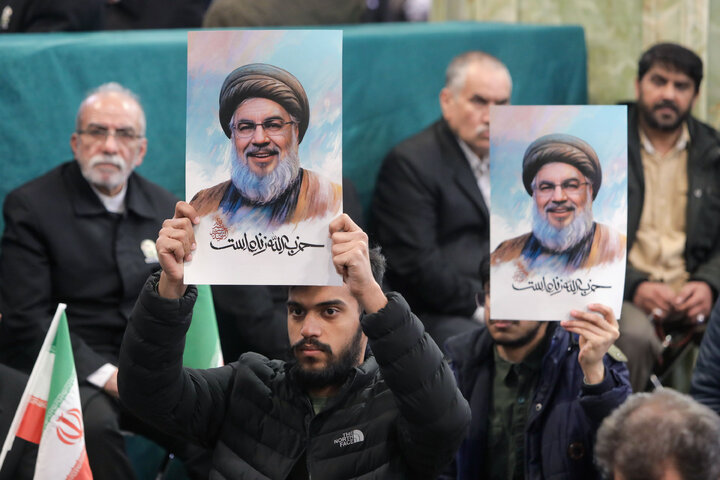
[16,396,47,444]
[67,448,93,480]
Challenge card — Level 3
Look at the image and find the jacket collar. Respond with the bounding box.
[436,118,489,219]
[446,321,566,373]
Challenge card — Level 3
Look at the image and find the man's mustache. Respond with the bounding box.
[292,337,332,354]
[546,203,575,213]
[89,154,125,169]
[245,145,279,156]
[653,100,679,114]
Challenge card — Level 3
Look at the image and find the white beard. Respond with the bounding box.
[230,142,301,205]
[79,154,134,193]
[531,194,594,252]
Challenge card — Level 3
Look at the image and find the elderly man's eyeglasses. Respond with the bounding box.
[534,180,590,198]
[77,126,143,145]
[233,120,295,138]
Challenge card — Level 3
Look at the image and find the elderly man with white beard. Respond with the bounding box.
[491,134,626,275]
[190,63,341,229]
[0,82,211,479]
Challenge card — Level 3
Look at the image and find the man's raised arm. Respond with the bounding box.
[118,201,232,445]
[331,214,471,476]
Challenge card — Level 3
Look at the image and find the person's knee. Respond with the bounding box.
[82,391,122,446]
[618,302,659,349]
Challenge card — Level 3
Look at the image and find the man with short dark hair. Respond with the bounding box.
[491,134,625,275]
[0,83,208,479]
[595,389,720,480]
[118,208,471,479]
[442,259,630,479]
[190,63,341,229]
[618,42,720,391]
[372,51,512,348]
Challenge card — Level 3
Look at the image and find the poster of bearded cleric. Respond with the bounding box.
[489,105,628,321]
[184,30,343,285]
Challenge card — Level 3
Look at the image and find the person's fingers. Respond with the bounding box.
[158,219,196,256]
[174,201,200,224]
[161,217,196,253]
[330,229,368,247]
[586,304,617,326]
[157,236,188,263]
[331,239,367,258]
[686,301,711,322]
[562,321,607,340]
[329,213,359,235]
[569,309,607,328]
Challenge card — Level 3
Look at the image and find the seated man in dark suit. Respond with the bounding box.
[0,82,208,479]
[372,51,512,348]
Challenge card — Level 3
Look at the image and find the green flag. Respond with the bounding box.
[184,284,223,368]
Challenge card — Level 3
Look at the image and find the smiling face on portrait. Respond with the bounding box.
[71,91,147,196]
[231,97,299,177]
[636,63,697,132]
[533,162,593,230]
[287,285,368,393]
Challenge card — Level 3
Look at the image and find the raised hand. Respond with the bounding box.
[561,303,619,384]
[157,201,199,299]
[329,214,387,314]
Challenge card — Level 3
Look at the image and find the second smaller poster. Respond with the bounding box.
[490,105,627,321]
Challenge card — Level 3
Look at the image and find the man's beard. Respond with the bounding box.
[290,326,364,390]
[490,321,544,348]
[532,194,594,252]
[79,154,134,193]
[230,142,301,204]
[639,98,691,132]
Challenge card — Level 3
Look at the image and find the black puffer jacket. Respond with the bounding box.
[118,273,470,479]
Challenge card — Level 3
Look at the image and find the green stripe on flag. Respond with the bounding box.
[184,284,223,369]
[44,311,75,429]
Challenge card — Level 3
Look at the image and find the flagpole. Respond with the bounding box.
[0,303,66,467]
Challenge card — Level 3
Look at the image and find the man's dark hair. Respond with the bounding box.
[638,43,703,93]
[479,255,490,293]
[368,245,386,286]
[595,389,720,480]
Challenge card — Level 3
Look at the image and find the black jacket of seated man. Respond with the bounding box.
[371,119,488,342]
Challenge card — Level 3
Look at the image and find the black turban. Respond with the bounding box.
[218,63,310,143]
[522,133,602,199]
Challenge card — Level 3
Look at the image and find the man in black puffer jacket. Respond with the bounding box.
[118,204,470,479]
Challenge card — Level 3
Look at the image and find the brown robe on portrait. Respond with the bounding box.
[491,222,626,273]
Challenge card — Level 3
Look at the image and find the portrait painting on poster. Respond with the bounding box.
[184,30,343,285]
[489,105,627,321]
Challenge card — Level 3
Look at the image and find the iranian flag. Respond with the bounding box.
[0,304,93,479]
